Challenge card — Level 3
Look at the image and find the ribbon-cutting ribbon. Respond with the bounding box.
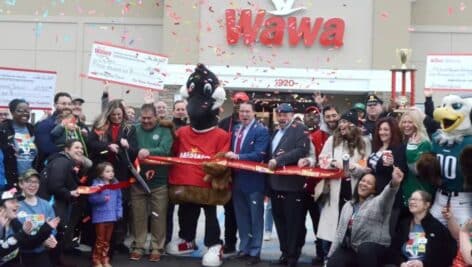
[76,156,343,195]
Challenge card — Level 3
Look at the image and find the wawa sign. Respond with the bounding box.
[225,0,345,48]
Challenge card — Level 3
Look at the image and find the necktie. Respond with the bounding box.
[235,125,246,154]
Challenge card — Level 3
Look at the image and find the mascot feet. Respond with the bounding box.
[165,238,198,255]
[202,244,223,267]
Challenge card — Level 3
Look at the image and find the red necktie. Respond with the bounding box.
[235,126,246,154]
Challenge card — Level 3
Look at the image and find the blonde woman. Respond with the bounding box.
[398,109,435,207]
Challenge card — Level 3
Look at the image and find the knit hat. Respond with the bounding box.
[340,109,358,125]
[352,102,366,112]
[231,92,249,104]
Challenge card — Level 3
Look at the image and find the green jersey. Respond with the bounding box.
[432,133,472,192]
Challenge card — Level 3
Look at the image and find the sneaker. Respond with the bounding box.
[202,244,223,267]
[263,232,272,241]
[166,238,198,255]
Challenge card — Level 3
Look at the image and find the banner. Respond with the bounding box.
[87,42,168,91]
[0,67,56,110]
[425,54,472,91]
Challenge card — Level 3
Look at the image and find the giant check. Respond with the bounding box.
[0,67,56,110]
[425,54,472,91]
[87,42,168,91]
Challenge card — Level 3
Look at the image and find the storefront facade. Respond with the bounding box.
[0,0,470,121]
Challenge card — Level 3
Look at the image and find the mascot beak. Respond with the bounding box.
[433,106,464,133]
[211,85,226,110]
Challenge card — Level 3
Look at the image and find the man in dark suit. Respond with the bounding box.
[268,103,310,267]
[225,101,270,265]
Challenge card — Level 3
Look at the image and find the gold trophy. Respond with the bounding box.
[396,48,412,69]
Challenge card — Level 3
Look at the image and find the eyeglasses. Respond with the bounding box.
[0,113,8,116]
[408,197,423,202]
[23,180,39,185]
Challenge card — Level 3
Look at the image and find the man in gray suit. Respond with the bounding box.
[268,103,310,267]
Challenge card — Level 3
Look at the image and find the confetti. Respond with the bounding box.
[380,11,389,19]
[152,211,159,217]
[460,2,466,11]
[448,7,454,15]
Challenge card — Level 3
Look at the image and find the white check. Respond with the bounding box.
[87,42,168,91]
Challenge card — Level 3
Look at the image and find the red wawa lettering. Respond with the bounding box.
[225,9,345,48]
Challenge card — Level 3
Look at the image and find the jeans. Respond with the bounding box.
[264,199,273,233]
[327,242,388,267]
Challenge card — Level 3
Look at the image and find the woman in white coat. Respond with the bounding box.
[315,109,372,252]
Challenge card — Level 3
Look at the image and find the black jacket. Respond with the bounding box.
[268,121,310,192]
[0,119,37,188]
[392,213,457,267]
[38,152,78,224]
[0,218,53,265]
[87,124,137,181]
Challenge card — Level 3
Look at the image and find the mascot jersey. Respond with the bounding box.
[169,126,229,188]
[432,133,472,192]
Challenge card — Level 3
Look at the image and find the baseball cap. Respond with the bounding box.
[340,109,358,125]
[72,97,85,105]
[276,103,294,113]
[305,106,320,114]
[18,169,40,182]
[231,92,249,104]
[0,188,24,205]
[352,103,366,111]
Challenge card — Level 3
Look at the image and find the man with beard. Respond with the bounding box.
[218,91,249,255]
[299,104,340,265]
[34,92,73,170]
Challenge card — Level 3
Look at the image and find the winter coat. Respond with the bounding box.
[316,135,372,242]
[88,178,123,224]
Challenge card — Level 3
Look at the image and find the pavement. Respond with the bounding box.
[68,205,318,267]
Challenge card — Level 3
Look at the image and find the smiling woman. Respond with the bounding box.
[0,99,37,188]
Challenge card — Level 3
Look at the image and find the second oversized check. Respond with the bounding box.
[88,42,168,91]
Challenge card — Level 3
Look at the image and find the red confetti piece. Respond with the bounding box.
[448,7,454,15]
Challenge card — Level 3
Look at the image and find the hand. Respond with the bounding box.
[108,144,119,153]
[391,166,404,187]
[81,128,88,136]
[0,209,8,227]
[138,149,150,160]
[120,138,129,149]
[103,81,110,93]
[104,195,110,202]
[224,151,238,160]
[43,235,58,248]
[268,159,277,170]
[22,220,33,234]
[144,89,155,104]
[64,122,77,131]
[424,87,433,98]
[70,190,80,197]
[460,218,472,232]
[410,132,421,144]
[47,217,60,229]
[382,155,394,167]
[298,158,310,168]
[313,92,327,106]
[441,206,454,221]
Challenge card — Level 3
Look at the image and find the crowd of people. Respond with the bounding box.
[0,87,470,267]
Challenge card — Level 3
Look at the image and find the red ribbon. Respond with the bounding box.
[76,157,343,195]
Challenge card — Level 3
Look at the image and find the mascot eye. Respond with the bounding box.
[452,103,463,110]
[189,82,195,93]
[203,83,213,95]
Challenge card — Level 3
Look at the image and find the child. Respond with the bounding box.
[0,187,59,266]
[51,113,88,156]
[89,162,122,267]
[17,169,57,267]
